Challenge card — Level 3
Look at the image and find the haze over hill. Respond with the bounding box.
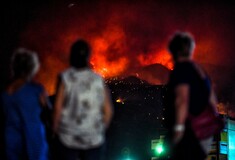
[136,63,170,85]
[200,63,235,104]
[107,62,235,109]
[138,63,235,105]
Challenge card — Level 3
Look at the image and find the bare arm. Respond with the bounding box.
[53,76,65,134]
[39,90,52,109]
[175,84,189,125]
[39,89,53,126]
[103,87,113,129]
[173,84,190,143]
[209,88,218,112]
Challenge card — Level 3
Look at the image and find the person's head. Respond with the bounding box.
[11,48,40,80]
[70,39,91,69]
[168,32,195,61]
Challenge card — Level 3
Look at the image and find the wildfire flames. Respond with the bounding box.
[89,26,129,77]
[137,50,173,70]
[19,1,234,96]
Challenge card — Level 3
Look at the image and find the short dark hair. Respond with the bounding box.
[168,32,195,60]
[70,39,91,68]
[11,48,40,79]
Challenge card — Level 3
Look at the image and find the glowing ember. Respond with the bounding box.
[116,98,125,104]
[217,103,227,115]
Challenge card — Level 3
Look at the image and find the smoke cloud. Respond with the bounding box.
[18,0,235,98]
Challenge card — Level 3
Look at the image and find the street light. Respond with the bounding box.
[155,144,164,155]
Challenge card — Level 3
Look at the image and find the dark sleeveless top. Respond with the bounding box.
[163,61,211,159]
[165,61,211,129]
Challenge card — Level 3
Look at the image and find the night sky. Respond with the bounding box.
[1,0,235,107]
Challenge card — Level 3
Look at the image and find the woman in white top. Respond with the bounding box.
[53,40,113,160]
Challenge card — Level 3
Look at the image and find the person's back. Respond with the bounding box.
[53,39,113,160]
[58,67,106,149]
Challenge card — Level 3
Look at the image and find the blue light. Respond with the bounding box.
[228,119,235,160]
[220,142,227,154]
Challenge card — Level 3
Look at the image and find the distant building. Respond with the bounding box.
[151,135,165,160]
[207,117,235,160]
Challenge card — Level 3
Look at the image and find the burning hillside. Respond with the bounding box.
[17,0,235,95]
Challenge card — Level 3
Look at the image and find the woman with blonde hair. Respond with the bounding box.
[1,48,49,160]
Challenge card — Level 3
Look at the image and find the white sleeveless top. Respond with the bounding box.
[58,67,105,149]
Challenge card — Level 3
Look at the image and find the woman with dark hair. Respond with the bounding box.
[1,48,49,160]
[164,32,218,159]
[53,39,113,160]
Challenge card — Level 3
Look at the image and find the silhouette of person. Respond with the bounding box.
[53,39,113,160]
[164,32,217,160]
[1,48,49,160]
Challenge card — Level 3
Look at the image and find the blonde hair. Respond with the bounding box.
[11,48,40,79]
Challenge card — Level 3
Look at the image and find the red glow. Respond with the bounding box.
[137,50,173,70]
[89,27,129,77]
[19,1,233,95]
